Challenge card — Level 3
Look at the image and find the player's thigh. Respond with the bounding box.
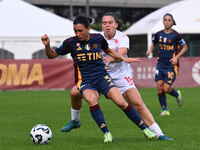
[157,80,164,93]
[113,76,136,95]
[82,89,99,106]
[107,87,128,109]
[163,82,172,93]
[122,88,144,106]
[98,74,116,96]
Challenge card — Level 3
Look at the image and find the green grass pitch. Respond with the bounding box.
[0,87,200,150]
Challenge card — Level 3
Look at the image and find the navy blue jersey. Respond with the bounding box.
[55,33,109,88]
[153,29,185,69]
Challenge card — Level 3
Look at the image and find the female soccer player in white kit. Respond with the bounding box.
[61,13,172,140]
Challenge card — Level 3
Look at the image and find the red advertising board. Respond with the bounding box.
[0,57,200,90]
[0,59,75,90]
[130,57,200,88]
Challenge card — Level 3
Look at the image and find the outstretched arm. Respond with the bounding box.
[41,34,59,59]
[103,48,141,64]
[103,47,127,63]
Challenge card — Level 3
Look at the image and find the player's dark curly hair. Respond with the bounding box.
[102,12,124,31]
[163,13,176,25]
[73,16,93,28]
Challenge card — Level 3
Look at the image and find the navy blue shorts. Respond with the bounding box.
[155,67,179,85]
[78,74,116,96]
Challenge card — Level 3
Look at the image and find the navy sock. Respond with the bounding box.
[158,93,168,111]
[123,104,146,130]
[169,88,179,98]
[90,104,109,134]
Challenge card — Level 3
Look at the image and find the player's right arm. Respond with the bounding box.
[146,32,158,57]
[41,34,59,59]
[146,44,155,56]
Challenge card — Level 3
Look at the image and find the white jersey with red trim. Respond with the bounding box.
[101,30,132,79]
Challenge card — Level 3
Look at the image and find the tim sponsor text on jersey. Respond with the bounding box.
[77,52,101,61]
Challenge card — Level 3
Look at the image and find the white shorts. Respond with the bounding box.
[113,76,136,94]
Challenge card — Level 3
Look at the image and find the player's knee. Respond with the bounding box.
[158,91,164,95]
[70,89,81,99]
[132,100,144,112]
[157,87,164,94]
[163,87,171,93]
[132,99,145,112]
[86,95,98,106]
[116,100,128,110]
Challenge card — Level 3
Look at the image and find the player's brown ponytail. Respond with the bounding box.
[73,16,93,28]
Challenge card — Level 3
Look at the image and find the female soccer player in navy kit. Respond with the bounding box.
[41,16,156,143]
[61,13,172,141]
[146,13,188,116]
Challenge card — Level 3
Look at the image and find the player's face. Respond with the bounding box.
[74,24,90,41]
[163,15,174,29]
[102,15,117,36]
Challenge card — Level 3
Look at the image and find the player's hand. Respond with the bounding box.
[146,50,152,56]
[123,57,141,63]
[170,57,178,65]
[102,56,112,66]
[41,34,50,47]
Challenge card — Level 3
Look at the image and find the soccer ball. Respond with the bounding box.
[30,124,52,144]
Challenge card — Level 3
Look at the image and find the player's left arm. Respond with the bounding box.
[102,47,127,64]
[103,48,141,65]
[170,38,188,65]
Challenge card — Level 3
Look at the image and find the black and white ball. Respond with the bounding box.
[30,124,52,144]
